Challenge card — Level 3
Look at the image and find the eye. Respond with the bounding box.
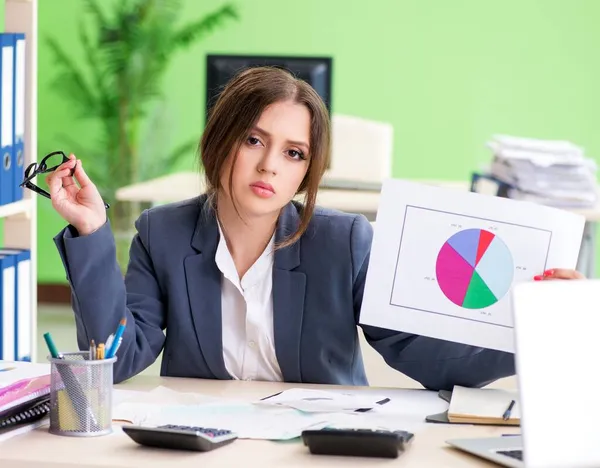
[287,149,306,160]
[247,136,263,146]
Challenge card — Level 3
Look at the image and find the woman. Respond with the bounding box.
[47,67,580,390]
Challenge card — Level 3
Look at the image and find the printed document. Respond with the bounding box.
[359,179,585,352]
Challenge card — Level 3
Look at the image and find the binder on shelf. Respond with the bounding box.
[13,34,26,203]
[0,34,15,206]
[0,249,31,361]
[0,254,16,361]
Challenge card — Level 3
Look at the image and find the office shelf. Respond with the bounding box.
[5,0,38,361]
[0,199,32,218]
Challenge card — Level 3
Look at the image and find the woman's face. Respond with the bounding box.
[220,100,311,219]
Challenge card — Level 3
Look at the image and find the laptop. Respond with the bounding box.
[446,279,600,468]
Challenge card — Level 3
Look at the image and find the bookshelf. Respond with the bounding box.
[5,0,37,360]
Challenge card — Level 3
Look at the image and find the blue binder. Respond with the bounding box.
[12,34,25,202]
[0,254,16,360]
[0,249,31,361]
[0,34,15,206]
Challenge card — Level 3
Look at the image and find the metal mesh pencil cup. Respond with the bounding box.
[47,352,117,437]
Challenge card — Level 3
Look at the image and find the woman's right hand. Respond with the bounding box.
[46,153,107,236]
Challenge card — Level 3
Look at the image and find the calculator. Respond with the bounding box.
[122,424,237,452]
[302,428,414,458]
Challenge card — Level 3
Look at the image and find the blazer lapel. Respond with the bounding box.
[184,204,231,380]
[273,203,306,383]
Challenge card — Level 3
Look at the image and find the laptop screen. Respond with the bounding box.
[512,279,600,468]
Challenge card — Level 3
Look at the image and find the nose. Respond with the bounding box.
[257,148,278,175]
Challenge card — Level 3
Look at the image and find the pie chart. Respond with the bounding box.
[435,228,514,309]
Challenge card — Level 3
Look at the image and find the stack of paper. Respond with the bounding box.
[447,386,520,426]
[486,134,598,208]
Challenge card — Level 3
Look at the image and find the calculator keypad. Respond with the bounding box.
[158,424,233,438]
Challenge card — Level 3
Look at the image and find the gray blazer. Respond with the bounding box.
[54,195,515,390]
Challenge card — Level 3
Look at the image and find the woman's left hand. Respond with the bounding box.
[533,269,585,281]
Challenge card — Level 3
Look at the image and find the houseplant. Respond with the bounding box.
[46,0,238,268]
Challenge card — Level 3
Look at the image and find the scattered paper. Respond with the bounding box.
[112,386,239,424]
[114,386,228,406]
[112,386,449,440]
[360,179,585,353]
[115,401,330,440]
[255,388,391,413]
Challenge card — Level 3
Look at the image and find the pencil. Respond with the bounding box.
[502,400,516,421]
[96,343,105,360]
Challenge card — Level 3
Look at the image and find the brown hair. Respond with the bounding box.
[200,66,331,248]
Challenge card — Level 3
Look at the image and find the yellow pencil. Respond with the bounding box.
[97,343,105,360]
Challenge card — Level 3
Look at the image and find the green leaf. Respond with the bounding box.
[82,0,110,34]
[78,22,111,111]
[45,37,98,117]
[171,4,239,49]
[46,0,239,230]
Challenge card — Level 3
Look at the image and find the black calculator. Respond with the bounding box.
[122,424,237,452]
[302,428,414,459]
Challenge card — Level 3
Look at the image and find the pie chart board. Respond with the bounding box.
[436,228,514,309]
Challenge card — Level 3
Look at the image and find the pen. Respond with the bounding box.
[90,340,96,361]
[105,318,127,359]
[502,399,516,421]
[113,337,123,356]
[43,332,62,359]
[105,334,114,352]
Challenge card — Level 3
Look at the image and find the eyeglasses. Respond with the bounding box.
[20,151,110,209]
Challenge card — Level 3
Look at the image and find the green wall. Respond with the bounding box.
[37,0,600,283]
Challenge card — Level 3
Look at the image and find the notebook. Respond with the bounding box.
[447,386,520,425]
[426,385,520,425]
[0,374,51,419]
[0,397,50,429]
[0,374,51,440]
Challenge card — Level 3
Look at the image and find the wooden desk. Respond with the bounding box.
[0,376,517,467]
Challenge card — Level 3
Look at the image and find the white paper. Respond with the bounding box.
[255,388,391,413]
[116,401,332,440]
[112,386,238,422]
[112,386,449,440]
[359,179,585,353]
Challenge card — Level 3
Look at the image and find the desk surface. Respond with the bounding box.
[115,171,600,221]
[0,376,517,467]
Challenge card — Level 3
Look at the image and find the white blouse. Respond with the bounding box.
[214,223,283,382]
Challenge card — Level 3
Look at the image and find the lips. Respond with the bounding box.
[250,181,275,193]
